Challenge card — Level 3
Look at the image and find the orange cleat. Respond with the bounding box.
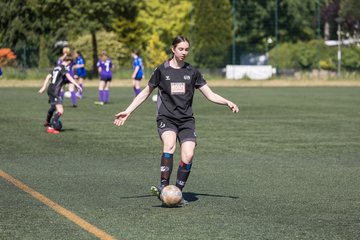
[47,127,60,134]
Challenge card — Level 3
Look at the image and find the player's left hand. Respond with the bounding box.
[228,101,239,113]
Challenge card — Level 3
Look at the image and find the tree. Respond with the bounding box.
[136,0,192,48]
[113,0,191,67]
[146,32,168,68]
[65,0,137,74]
[233,0,327,58]
[321,0,340,40]
[191,0,232,68]
[0,0,42,67]
[340,0,360,41]
[71,31,128,73]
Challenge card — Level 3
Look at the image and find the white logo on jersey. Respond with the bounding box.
[159,122,166,128]
[184,75,191,80]
[171,82,185,95]
[165,76,170,80]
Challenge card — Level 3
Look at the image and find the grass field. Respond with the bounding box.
[0,86,359,240]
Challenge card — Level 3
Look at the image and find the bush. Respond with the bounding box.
[269,40,359,72]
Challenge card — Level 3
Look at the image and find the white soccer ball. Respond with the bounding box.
[64,91,71,98]
[160,185,183,207]
[151,94,158,102]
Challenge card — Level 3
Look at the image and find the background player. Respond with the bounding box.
[74,50,86,98]
[114,36,239,204]
[95,51,112,105]
[39,53,82,134]
[131,49,144,96]
[57,47,78,107]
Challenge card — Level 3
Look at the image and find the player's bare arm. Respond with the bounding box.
[199,84,239,113]
[65,73,82,92]
[132,66,140,79]
[114,85,154,126]
[38,74,52,93]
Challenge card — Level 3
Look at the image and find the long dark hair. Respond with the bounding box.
[171,35,190,48]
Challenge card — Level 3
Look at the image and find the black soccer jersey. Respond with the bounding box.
[148,61,207,121]
[47,65,69,97]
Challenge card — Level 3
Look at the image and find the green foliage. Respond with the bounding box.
[112,16,150,52]
[342,46,360,71]
[112,0,191,67]
[71,31,129,72]
[136,0,192,48]
[233,0,271,48]
[192,0,232,68]
[67,0,137,73]
[269,40,325,70]
[38,36,51,68]
[269,40,360,72]
[233,0,324,53]
[145,32,169,69]
[340,0,360,18]
[0,0,42,67]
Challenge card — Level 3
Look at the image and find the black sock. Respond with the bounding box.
[51,112,62,127]
[46,106,56,123]
[160,153,173,187]
[176,161,192,191]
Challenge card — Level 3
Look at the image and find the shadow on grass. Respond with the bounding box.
[120,192,239,204]
[183,192,239,203]
[61,128,77,132]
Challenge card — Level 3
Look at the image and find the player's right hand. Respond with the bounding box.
[114,112,130,126]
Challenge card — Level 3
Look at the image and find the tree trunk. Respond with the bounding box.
[91,30,98,77]
[324,22,330,40]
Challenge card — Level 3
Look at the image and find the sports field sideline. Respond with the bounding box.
[0,84,359,239]
[1,78,360,88]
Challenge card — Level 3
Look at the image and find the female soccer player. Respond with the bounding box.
[131,49,144,96]
[74,50,86,98]
[114,36,239,204]
[39,53,82,134]
[95,51,112,105]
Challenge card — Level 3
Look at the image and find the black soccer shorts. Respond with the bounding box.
[156,117,197,144]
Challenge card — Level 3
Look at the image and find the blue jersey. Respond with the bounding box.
[97,59,112,80]
[132,57,143,79]
[75,56,86,77]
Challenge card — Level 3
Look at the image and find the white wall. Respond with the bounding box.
[226,65,275,80]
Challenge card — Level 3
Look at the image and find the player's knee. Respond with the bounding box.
[182,151,194,162]
[163,144,176,154]
[57,109,64,115]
